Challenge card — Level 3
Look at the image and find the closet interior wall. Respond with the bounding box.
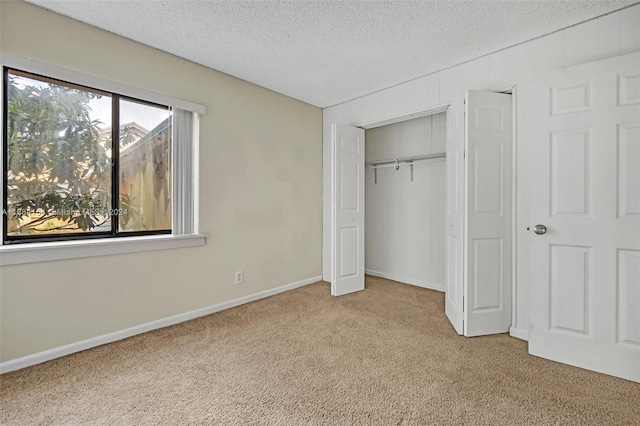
[365,113,446,291]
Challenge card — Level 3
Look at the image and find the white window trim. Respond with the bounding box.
[0,234,205,266]
[0,53,206,266]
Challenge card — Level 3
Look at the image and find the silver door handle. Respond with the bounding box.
[349,218,354,222]
[533,224,547,235]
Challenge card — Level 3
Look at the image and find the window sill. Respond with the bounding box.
[0,234,206,266]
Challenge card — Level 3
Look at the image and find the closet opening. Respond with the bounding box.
[364,112,447,292]
[330,89,514,336]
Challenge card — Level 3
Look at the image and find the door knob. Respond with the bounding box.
[349,218,354,222]
[533,224,547,235]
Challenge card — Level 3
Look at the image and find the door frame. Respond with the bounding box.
[495,84,523,340]
[328,105,450,297]
[328,88,522,340]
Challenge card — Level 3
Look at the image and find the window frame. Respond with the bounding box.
[0,53,205,265]
[3,68,176,243]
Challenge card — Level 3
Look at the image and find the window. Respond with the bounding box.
[0,54,205,265]
[3,69,172,242]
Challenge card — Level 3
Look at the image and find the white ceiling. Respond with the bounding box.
[27,0,636,108]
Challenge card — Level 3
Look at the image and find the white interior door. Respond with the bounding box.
[445,90,513,337]
[527,52,640,382]
[331,123,365,296]
[445,94,465,334]
[464,90,513,336]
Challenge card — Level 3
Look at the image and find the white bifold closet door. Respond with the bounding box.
[331,123,365,296]
[445,90,513,337]
[527,52,640,383]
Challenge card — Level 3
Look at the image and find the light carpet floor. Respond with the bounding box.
[1,276,639,425]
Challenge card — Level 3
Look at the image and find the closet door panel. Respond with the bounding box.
[445,94,465,335]
[332,123,365,296]
[463,90,513,337]
[431,161,447,288]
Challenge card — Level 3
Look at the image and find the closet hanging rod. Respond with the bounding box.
[365,152,446,168]
[365,159,441,170]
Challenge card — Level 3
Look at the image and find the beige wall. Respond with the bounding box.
[0,1,322,362]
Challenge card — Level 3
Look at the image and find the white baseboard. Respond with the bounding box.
[0,275,322,374]
[365,269,445,293]
[509,327,529,341]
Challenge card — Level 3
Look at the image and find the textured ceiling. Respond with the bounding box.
[26,0,636,107]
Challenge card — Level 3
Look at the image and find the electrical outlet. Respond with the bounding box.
[235,270,244,285]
